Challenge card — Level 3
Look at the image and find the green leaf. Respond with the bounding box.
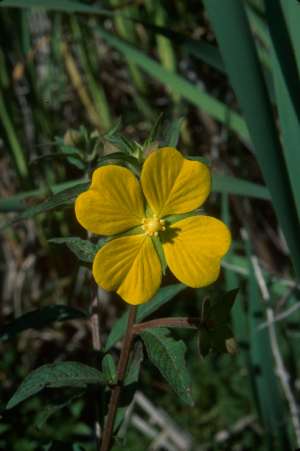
[135,21,224,73]
[29,149,83,166]
[0,305,87,342]
[41,441,85,451]
[244,231,289,444]
[102,354,117,385]
[49,237,105,263]
[94,26,249,142]
[264,0,300,126]
[208,288,239,324]
[97,152,140,174]
[104,284,186,351]
[271,39,300,222]
[0,0,112,15]
[212,173,271,200]
[0,172,271,214]
[197,328,211,358]
[35,392,84,430]
[113,344,144,435]
[143,113,163,148]
[140,328,193,405]
[124,341,144,386]
[103,132,137,155]
[0,178,86,213]
[161,117,184,147]
[203,0,300,278]
[7,362,106,409]
[1,183,88,229]
[210,325,235,354]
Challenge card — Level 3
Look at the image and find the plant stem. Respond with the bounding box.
[91,296,102,451]
[100,305,137,451]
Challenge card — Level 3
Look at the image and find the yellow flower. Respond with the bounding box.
[75,147,231,305]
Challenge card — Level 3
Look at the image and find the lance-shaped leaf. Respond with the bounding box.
[49,237,105,263]
[35,391,84,430]
[124,341,144,386]
[7,362,106,409]
[1,183,88,229]
[101,354,117,385]
[0,305,87,342]
[140,328,193,406]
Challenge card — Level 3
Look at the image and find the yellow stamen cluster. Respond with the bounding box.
[142,215,166,237]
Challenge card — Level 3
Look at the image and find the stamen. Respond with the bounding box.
[142,215,166,236]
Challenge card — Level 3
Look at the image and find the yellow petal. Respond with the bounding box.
[75,165,145,235]
[163,216,231,287]
[141,147,211,217]
[92,235,162,305]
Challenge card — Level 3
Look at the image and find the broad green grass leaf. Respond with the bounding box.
[244,233,290,446]
[94,26,249,142]
[0,305,87,341]
[104,284,186,351]
[0,91,28,180]
[49,237,103,263]
[135,21,224,72]
[271,48,300,223]
[213,173,270,200]
[0,0,112,15]
[7,362,106,409]
[284,0,300,72]
[140,327,193,406]
[203,0,300,278]
[264,0,300,125]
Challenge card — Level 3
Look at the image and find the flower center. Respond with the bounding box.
[142,216,166,237]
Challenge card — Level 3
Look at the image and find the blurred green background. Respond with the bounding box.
[1,0,300,450]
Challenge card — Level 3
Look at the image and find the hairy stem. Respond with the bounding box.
[100,305,137,451]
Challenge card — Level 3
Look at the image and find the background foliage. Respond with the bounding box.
[1,0,300,450]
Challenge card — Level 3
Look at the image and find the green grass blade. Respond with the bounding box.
[70,17,112,130]
[244,233,291,449]
[135,19,224,72]
[271,51,300,222]
[0,0,112,14]
[264,0,300,124]
[0,90,29,181]
[94,26,249,141]
[203,0,300,279]
[213,173,270,200]
[284,0,300,72]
